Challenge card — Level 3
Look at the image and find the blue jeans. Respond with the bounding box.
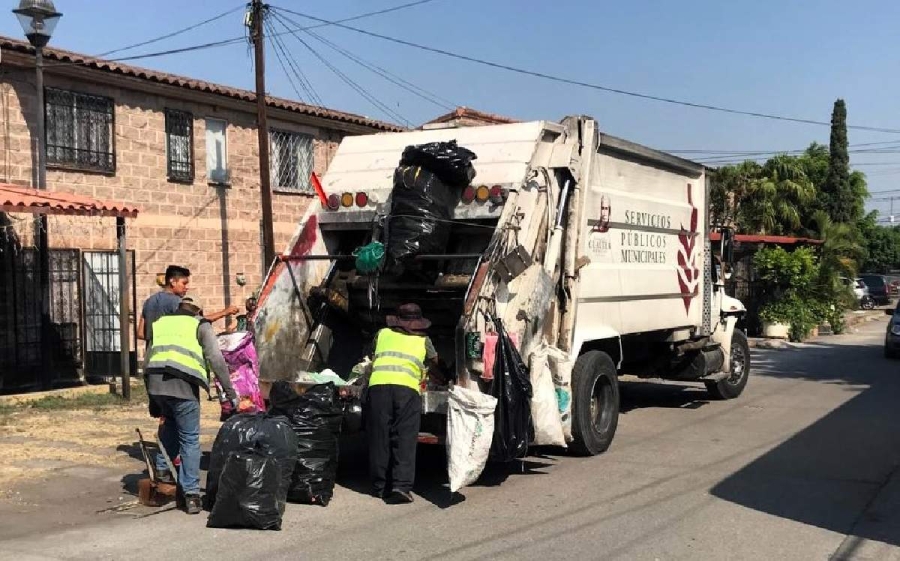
[152,395,202,496]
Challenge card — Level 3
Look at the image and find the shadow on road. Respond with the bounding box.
[618,382,711,413]
[710,333,900,548]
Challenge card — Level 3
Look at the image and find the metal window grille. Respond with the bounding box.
[270,129,313,193]
[44,88,115,173]
[165,109,194,182]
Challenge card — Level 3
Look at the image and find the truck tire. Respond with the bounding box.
[705,330,751,400]
[569,351,620,457]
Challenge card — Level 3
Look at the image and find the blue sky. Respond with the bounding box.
[3,0,899,217]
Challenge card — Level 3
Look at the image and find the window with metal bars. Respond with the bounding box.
[270,129,314,193]
[44,88,115,173]
[165,109,194,182]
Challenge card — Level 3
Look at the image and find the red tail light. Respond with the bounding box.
[462,186,475,204]
[355,192,368,207]
[326,194,340,210]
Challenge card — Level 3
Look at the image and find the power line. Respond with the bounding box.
[271,5,900,134]
[274,8,454,110]
[42,0,443,68]
[266,20,325,106]
[267,25,310,104]
[93,4,246,58]
[668,140,900,154]
[270,14,410,126]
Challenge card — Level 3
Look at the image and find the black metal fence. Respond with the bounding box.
[0,245,135,394]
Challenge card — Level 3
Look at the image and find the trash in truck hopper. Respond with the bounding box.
[399,140,477,187]
[385,140,477,274]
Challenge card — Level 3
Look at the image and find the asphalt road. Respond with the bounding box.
[2,319,900,561]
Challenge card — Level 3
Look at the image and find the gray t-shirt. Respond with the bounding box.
[142,291,182,348]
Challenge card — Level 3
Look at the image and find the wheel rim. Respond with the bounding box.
[589,375,615,434]
[728,341,746,384]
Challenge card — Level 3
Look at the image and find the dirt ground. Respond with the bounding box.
[0,387,223,489]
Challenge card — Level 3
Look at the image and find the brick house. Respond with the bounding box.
[0,36,399,389]
[421,106,518,129]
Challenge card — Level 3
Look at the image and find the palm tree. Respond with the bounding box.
[811,210,864,314]
[737,155,816,235]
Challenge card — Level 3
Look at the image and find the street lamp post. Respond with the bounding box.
[13,0,61,390]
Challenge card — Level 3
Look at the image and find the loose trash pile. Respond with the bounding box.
[446,385,497,493]
[269,382,343,507]
[206,413,298,530]
[487,318,534,463]
[215,332,265,420]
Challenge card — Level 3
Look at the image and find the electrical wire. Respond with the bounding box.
[274,8,455,110]
[40,0,444,68]
[270,14,410,126]
[93,4,246,58]
[266,20,326,106]
[272,4,900,134]
[267,27,309,104]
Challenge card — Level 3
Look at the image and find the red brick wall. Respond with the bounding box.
[0,69,347,335]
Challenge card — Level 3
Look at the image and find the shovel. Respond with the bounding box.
[135,428,177,507]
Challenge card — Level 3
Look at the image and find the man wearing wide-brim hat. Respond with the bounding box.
[366,303,440,504]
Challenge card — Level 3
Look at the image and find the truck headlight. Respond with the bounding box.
[891,324,900,336]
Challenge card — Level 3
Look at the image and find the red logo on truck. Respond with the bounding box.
[676,184,699,313]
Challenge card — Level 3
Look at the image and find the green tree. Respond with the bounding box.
[823,99,854,222]
[709,161,762,227]
[737,155,815,235]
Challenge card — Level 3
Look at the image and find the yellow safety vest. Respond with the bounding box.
[369,329,427,393]
[146,314,210,390]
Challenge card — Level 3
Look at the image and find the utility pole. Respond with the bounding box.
[250,0,276,268]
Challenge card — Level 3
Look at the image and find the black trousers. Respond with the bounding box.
[365,384,421,494]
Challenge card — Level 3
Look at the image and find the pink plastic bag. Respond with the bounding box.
[215,332,265,419]
[481,332,518,381]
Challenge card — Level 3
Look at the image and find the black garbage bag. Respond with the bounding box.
[269,381,343,506]
[386,165,460,272]
[399,140,477,187]
[206,448,288,531]
[489,318,533,462]
[206,412,298,509]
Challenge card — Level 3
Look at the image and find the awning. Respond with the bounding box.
[709,232,823,245]
[0,183,139,218]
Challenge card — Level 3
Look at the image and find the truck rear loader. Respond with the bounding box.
[252,115,749,456]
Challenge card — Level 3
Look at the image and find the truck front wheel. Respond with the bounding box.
[705,330,751,400]
[570,351,620,456]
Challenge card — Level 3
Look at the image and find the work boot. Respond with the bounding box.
[385,490,414,504]
[184,494,202,515]
[156,469,175,485]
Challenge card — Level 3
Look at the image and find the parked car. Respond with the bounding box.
[842,276,874,309]
[890,279,900,296]
[884,301,900,358]
[860,274,891,306]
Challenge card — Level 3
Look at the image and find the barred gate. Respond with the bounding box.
[0,248,82,392]
[82,251,137,380]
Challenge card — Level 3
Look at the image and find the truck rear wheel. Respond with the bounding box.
[570,351,620,456]
[705,330,751,400]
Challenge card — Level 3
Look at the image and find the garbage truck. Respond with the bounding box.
[252,115,749,456]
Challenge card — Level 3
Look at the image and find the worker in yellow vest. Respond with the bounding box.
[145,298,237,514]
[367,303,440,504]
